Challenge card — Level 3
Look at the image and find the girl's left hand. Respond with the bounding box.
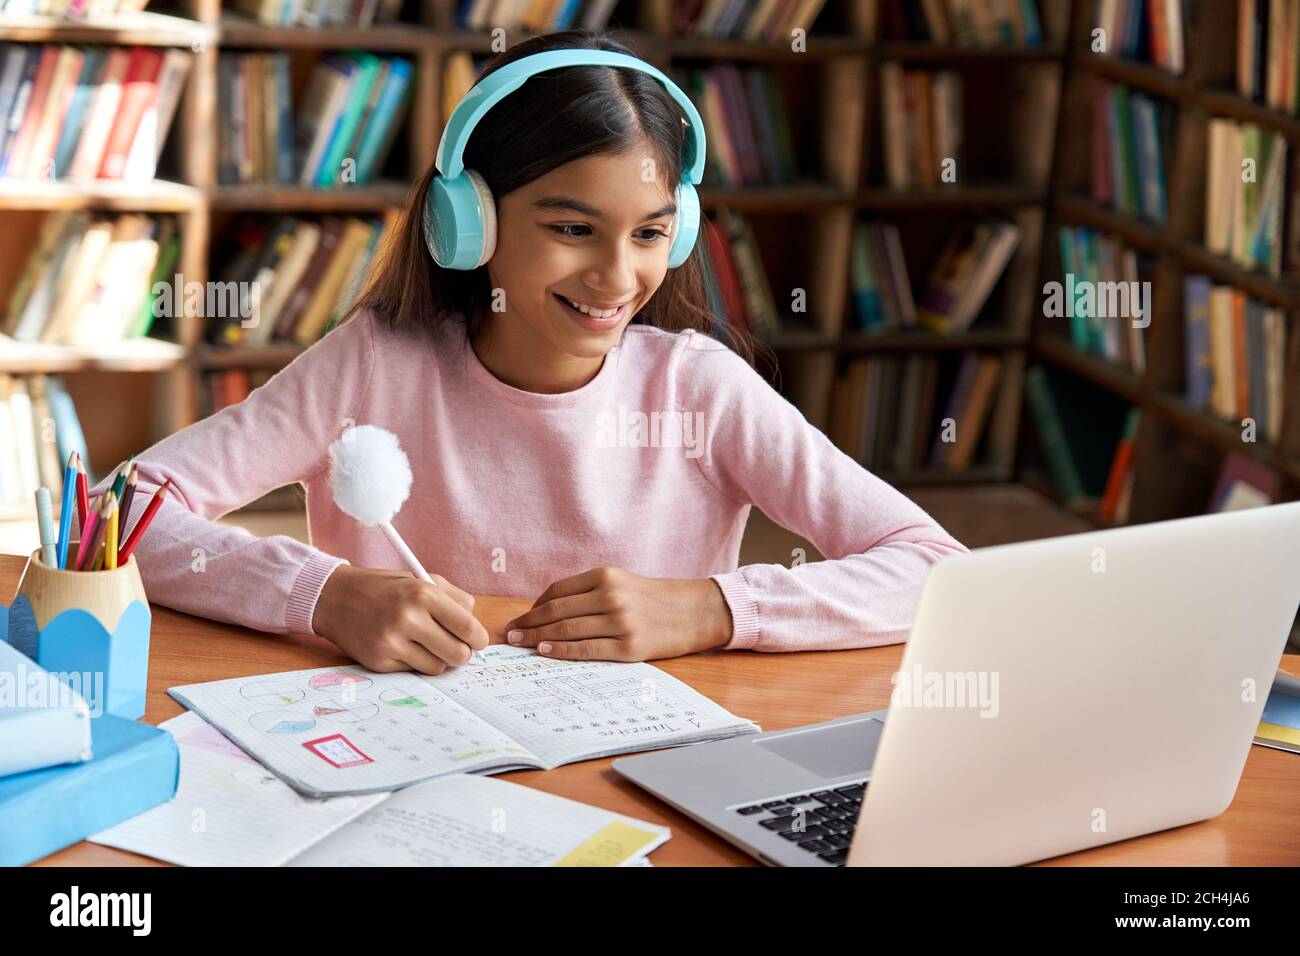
[503,567,734,662]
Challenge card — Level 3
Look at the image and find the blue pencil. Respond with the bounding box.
[56,452,77,570]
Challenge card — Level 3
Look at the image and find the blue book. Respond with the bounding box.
[0,713,178,866]
[44,375,92,484]
[355,57,412,184]
[553,0,582,28]
[1184,275,1212,411]
[52,47,106,180]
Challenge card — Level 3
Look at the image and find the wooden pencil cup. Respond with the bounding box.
[7,548,151,720]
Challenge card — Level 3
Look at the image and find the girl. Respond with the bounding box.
[105,30,969,675]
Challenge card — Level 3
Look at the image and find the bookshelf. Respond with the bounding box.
[0,0,1076,519]
[1030,0,1300,526]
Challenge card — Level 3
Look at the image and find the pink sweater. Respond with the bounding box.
[102,310,970,652]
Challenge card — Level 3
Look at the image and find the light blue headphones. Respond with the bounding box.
[423,49,707,271]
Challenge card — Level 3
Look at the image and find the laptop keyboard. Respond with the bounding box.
[734,782,866,866]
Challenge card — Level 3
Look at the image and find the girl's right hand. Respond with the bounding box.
[312,564,490,675]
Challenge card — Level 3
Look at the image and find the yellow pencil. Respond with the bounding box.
[104,490,119,570]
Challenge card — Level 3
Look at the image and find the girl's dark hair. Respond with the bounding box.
[341,28,759,365]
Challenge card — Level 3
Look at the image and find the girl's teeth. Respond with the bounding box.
[564,296,621,318]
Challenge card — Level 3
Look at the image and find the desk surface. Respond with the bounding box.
[6,553,1297,867]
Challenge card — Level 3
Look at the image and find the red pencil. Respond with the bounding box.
[117,479,172,565]
[74,452,89,531]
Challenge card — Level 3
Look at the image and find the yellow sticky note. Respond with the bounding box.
[554,821,659,867]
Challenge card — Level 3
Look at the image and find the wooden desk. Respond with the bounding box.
[7,553,1298,867]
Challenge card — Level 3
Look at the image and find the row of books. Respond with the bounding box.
[699,208,781,341]
[457,0,621,32]
[875,0,1044,45]
[1054,225,1150,373]
[879,65,962,190]
[851,218,1020,335]
[677,64,798,189]
[1183,275,1287,443]
[1095,0,1185,73]
[1237,0,1300,111]
[218,51,412,188]
[231,0,403,28]
[1205,117,1286,275]
[829,351,1004,474]
[1090,81,1169,224]
[202,368,273,417]
[671,0,830,40]
[0,374,89,512]
[0,44,190,183]
[0,0,147,14]
[3,212,177,347]
[208,211,398,349]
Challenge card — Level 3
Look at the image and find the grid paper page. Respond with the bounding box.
[287,773,669,866]
[89,712,387,866]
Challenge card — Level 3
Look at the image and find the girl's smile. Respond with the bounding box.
[552,292,633,332]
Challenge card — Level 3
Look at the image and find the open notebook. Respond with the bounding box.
[91,711,669,867]
[169,644,760,797]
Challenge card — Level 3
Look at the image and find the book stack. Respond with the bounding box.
[457,0,623,32]
[698,208,781,340]
[1237,0,1300,109]
[875,0,1043,45]
[915,219,1020,334]
[1204,117,1286,275]
[829,351,1003,474]
[3,212,177,346]
[0,44,191,182]
[208,211,399,349]
[0,374,89,511]
[850,221,914,333]
[1055,225,1151,372]
[879,65,962,189]
[230,0,403,28]
[671,0,830,39]
[1182,275,1287,442]
[203,368,274,416]
[1095,0,1185,73]
[219,51,412,188]
[1090,82,1169,224]
[673,63,798,189]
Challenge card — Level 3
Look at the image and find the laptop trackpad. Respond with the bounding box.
[753,717,884,779]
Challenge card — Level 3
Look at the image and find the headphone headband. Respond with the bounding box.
[435,49,707,184]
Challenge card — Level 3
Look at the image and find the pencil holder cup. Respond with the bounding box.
[5,548,151,720]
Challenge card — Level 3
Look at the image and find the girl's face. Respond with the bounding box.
[481,145,678,388]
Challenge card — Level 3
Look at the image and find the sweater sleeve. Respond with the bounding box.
[676,331,971,652]
[89,310,378,636]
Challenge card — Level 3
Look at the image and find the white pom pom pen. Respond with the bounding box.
[328,425,430,581]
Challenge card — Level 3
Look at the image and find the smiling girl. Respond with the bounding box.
[106,30,969,674]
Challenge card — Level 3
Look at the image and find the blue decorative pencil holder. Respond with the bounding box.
[6,548,151,720]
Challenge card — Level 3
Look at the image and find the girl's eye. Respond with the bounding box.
[548,225,670,242]
[549,224,591,239]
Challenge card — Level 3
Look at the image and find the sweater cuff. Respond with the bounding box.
[710,569,760,651]
[285,550,349,636]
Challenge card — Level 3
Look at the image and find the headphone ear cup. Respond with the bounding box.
[466,169,497,268]
[667,181,700,269]
[423,169,497,270]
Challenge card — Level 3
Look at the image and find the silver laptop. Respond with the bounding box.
[614,501,1300,866]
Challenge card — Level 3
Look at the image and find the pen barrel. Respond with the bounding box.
[381,521,432,582]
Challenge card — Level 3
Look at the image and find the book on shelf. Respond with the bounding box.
[672,0,831,40]
[229,0,403,28]
[916,218,1020,334]
[219,50,412,189]
[876,0,1043,45]
[673,63,799,189]
[1204,117,1286,276]
[1095,0,1185,73]
[209,210,398,349]
[850,220,915,333]
[1183,275,1286,443]
[1090,81,1170,224]
[829,351,1002,474]
[0,0,152,15]
[699,207,781,340]
[1237,0,1300,110]
[1098,405,1139,524]
[0,44,190,183]
[203,368,274,416]
[0,373,89,510]
[459,0,623,33]
[1209,451,1278,511]
[879,64,962,190]
[1054,225,1150,372]
[3,211,177,347]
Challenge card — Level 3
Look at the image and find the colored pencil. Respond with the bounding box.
[118,464,139,532]
[35,487,56,568]
[87,492,115,572]
[73,504,102,572]
[104,490,119,570]
[56,452,77,569]
[74,454,89,531]
[117,480,171,565]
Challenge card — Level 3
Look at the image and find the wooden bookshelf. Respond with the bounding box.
[0,0,1074,502]
[1031,0,1300,526]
